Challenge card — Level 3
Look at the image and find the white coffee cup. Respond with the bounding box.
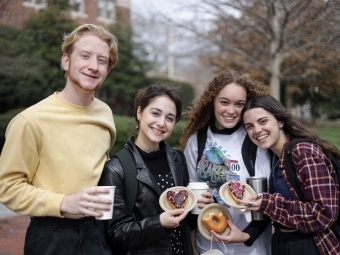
[92,186,115,220]
[187,182,209,214]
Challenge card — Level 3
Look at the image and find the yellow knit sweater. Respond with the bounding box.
[0,92,116,217]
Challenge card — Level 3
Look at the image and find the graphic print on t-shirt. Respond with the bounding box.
[197,141,240,188]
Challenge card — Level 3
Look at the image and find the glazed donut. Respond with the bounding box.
[228,180,245,201]
[203,212,228,233]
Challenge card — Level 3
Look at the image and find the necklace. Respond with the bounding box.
[272,155,279,170]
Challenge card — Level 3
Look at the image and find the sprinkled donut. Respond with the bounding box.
[166,190,188,209]
[228,180,245,201]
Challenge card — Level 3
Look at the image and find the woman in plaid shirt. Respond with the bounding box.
[214,95,340,255]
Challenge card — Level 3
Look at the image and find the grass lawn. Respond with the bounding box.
[311,121,340,149]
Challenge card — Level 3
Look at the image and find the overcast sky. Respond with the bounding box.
[130,0,199,20]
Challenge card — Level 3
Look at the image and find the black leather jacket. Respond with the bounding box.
[99,137,194,255]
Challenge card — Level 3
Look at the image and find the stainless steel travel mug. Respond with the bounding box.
[246,177,267,221]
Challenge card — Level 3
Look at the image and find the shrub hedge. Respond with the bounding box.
[0,108,25,150]
[0,110,186,155]
[2,109,340,157]
[110,115,186,155]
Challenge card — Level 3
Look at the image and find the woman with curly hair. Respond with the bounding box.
[180,70,273,255]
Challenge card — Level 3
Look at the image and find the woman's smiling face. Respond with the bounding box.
[135,95,176,152]
[213,83,247,130]
[243,107,286,156]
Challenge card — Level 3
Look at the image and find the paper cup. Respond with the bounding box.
[93,186,115,220]
[187,182,209,214]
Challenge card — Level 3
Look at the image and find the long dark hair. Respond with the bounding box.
[242,95,340,159]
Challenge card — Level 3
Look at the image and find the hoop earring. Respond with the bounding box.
[279,125,284,130]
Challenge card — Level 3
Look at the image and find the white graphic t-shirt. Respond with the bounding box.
[184,125,272,255]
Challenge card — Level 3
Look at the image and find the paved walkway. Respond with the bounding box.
[0,203,29,255]
[0,203,18,219]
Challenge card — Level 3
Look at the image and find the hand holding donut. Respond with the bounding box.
[210,219,250,244]
[203,212,228,233]
[160,209,188,228]
[197,191,215,209]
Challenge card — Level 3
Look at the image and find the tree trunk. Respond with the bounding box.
[269,64,281,101]
[285,85,293,109]
[268,1,282,102]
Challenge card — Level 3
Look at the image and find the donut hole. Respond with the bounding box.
[212,216,219,225]
[203,212,228,233]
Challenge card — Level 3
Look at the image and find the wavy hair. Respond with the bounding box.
[242,95,340,159]
[179,70,272,148]
[61,23,118,69]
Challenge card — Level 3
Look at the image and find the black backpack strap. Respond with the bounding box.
[332,222,340,239]
[330,155,340,238]
[196,124,209,165]
[174,148,184,165]
[242,134,257,177]
[114,148,137,214]
[331,156,340,179]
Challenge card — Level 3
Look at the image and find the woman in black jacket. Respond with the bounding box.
[99,82,194,255]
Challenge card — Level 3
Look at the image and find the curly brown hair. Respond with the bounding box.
[179,70,272,149]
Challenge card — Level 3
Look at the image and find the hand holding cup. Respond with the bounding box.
[187,182,210,214]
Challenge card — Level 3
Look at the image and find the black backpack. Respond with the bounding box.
[285,138,340,239]
[196,124,258,176]
[114,148,138,214]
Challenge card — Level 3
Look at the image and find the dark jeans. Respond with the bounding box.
[24,216,112,255]
[272,229,320,255]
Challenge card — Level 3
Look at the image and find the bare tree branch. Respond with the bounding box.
[0,0,10,17]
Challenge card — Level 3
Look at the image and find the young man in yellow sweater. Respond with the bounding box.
[0,24,118,255]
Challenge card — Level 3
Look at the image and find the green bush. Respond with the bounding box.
[110,115,135,155]
[0,108,25,150]
[109,115,186,156]
[2,109,340,158]
[148,77,195,112]
[0,110,186,154]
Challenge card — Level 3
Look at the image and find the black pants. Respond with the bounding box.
[272,229,320,255]
[24,216,112,255]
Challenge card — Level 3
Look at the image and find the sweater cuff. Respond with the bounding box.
[46,193,66,217]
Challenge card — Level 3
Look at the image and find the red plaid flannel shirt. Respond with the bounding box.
[260,140,340,255]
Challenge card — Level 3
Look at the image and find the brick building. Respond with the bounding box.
[0,0,130,28]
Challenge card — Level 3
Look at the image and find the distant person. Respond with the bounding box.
[180,70,273,255]
[99,82,194,255]
[232,95,340,255]
[0,24,118,255]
